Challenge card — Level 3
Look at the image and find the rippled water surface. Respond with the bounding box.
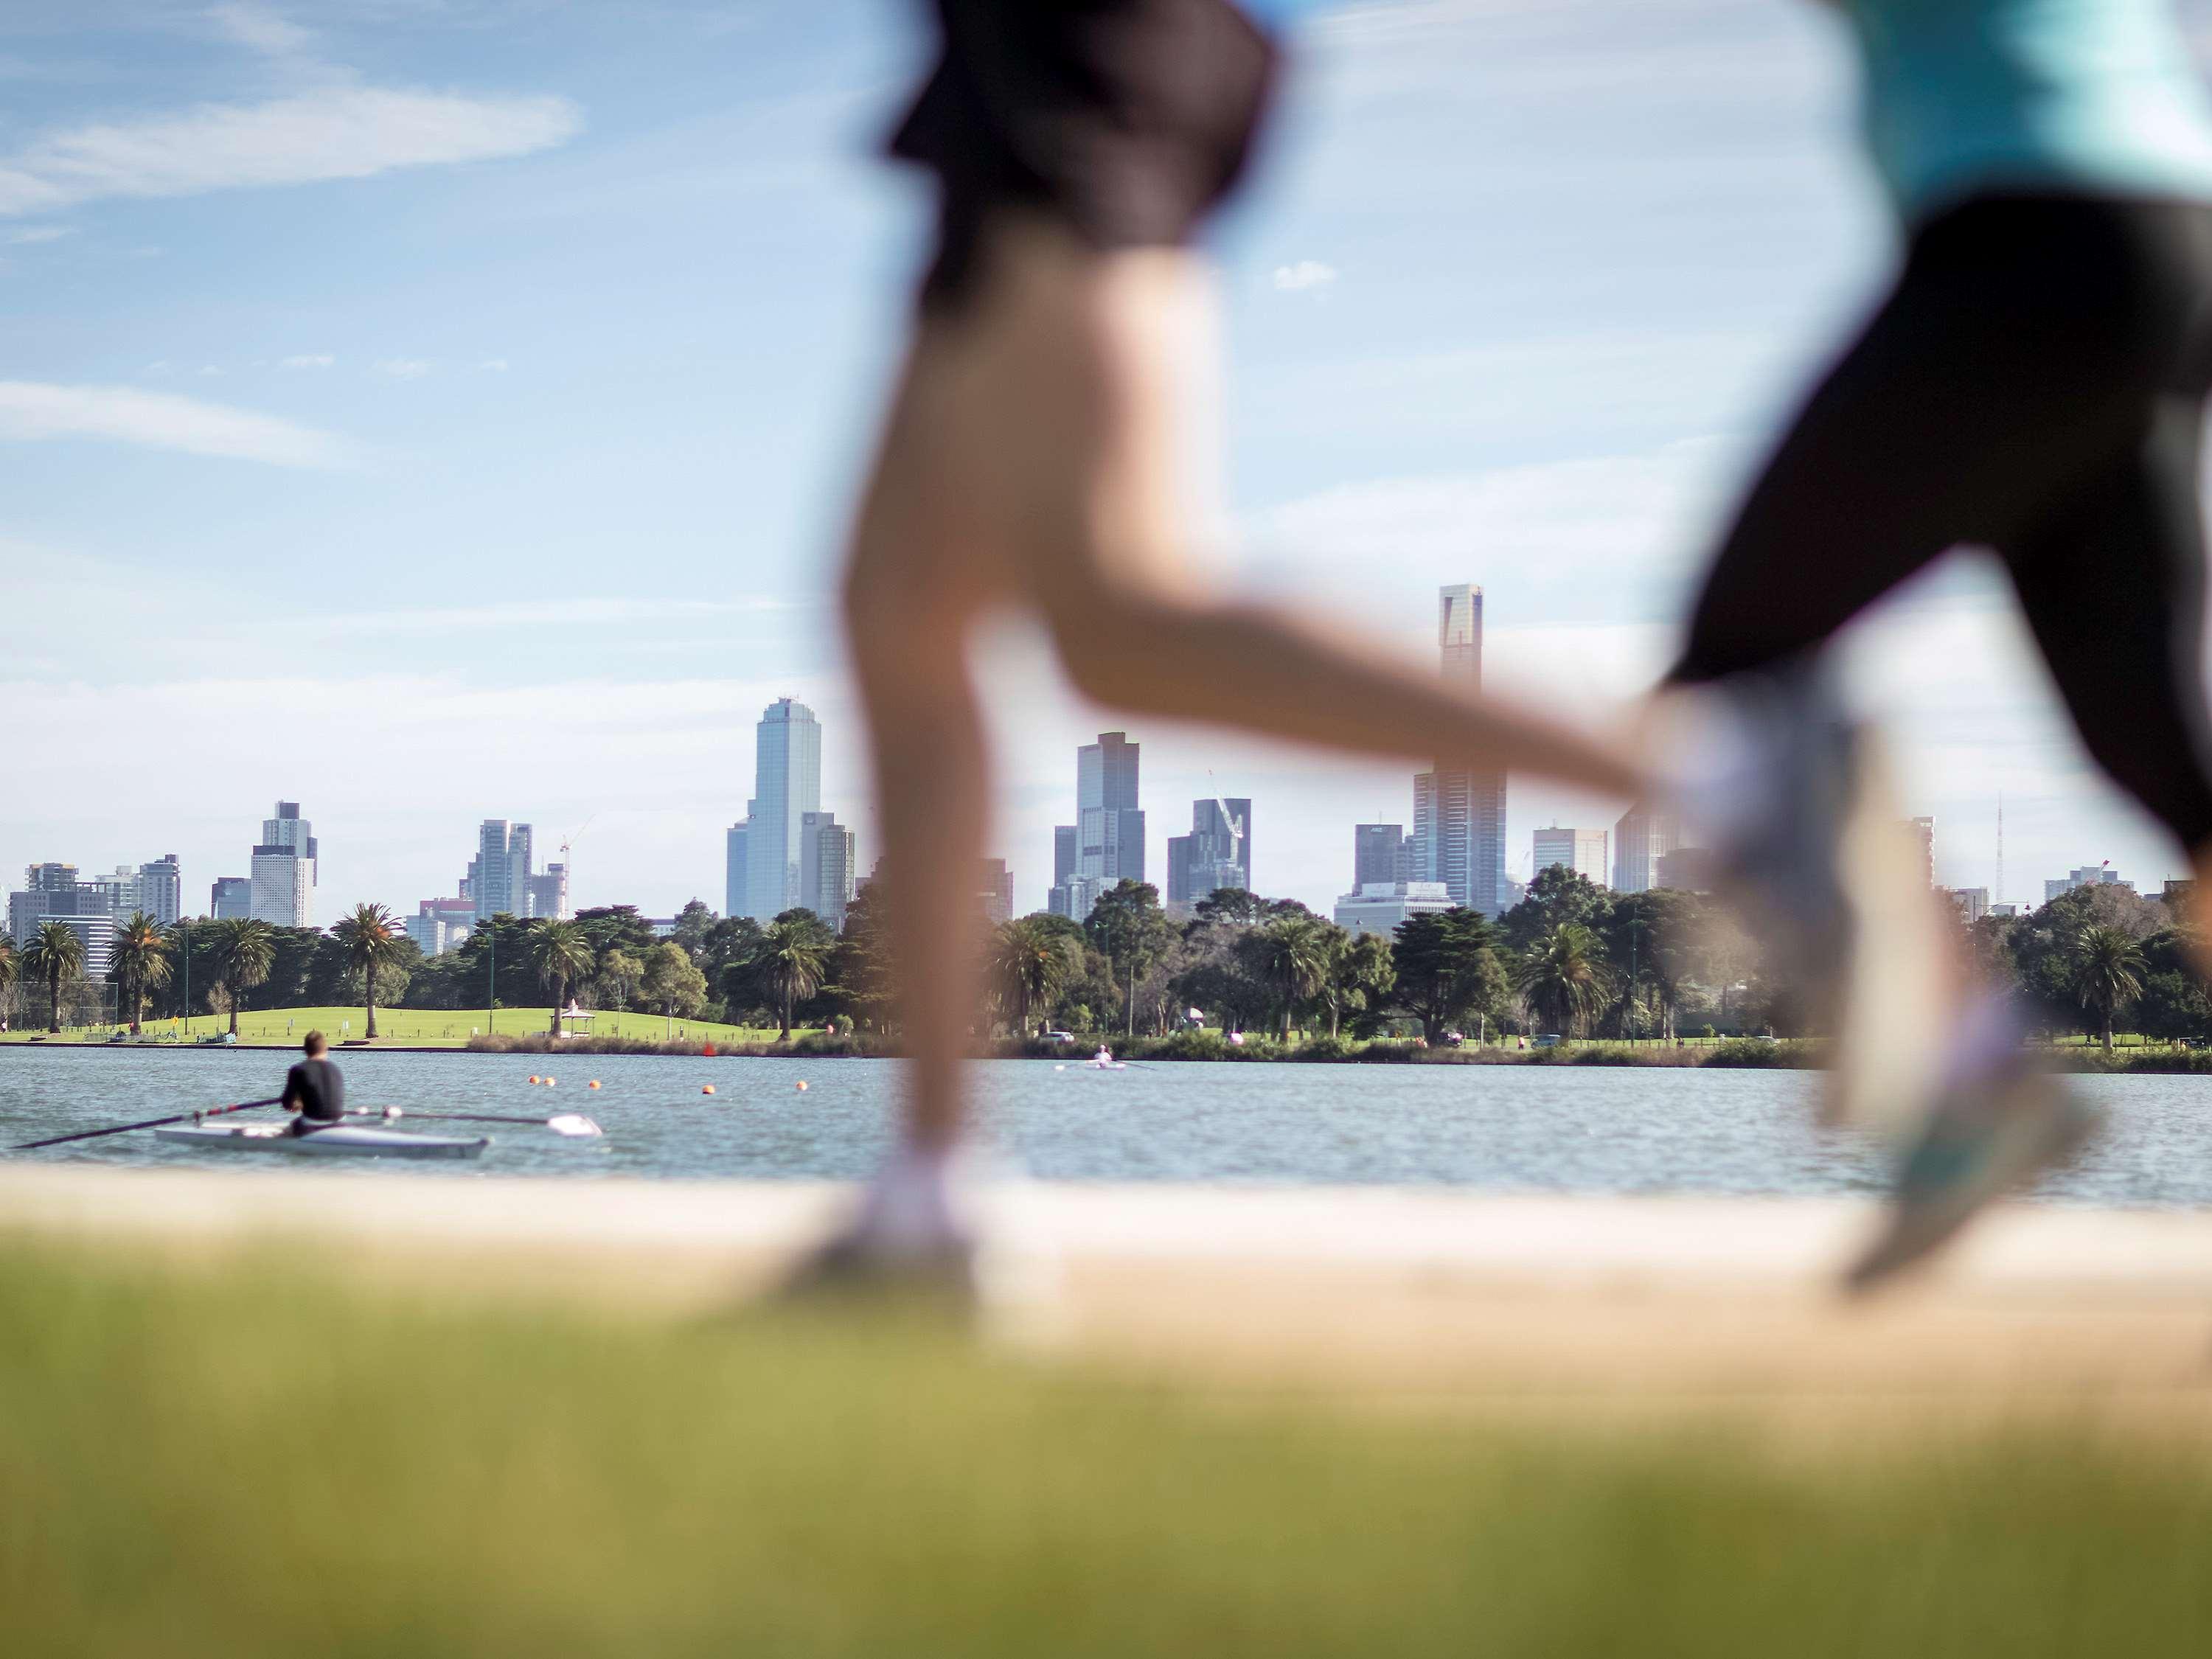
[2,1051,2209,1205]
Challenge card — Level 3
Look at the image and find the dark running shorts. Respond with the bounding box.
[888,0,1281,311]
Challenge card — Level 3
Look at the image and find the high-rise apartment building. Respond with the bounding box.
[1166,797,1251,912]
[210,877,253,919]
[2046,865,2132,902]
[8,863,81,947]
[1532,826,1608,887]
[1051,731,1144,919]
[1612,802,1681,894]
[525,862,570,922]
[978,858,1015,926]
[1409,586,1508,915]
[406,895,478,957]
[465,821,566,923]
[1907,817,1935,888]
[725,821,748,919]
[742,698,824,922]
[801,810,856,930]
[248,802,316,928]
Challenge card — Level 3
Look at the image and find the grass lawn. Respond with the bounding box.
[0,1006,810,1048]
[5,1245,2212,1657]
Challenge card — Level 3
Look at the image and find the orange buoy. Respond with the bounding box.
[544,1077,556,1087]
[796,1081,809,1092]
[702,1042,717,1057]
[588,1080,602,1090]
[701,1084,716,1096]
[528,1075,540,1085]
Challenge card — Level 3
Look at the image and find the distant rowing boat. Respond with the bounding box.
[153,1123,489,1161]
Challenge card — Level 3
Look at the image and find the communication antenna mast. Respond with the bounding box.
[1995,792,2004,909]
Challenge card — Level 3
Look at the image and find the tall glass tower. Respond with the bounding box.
[1411,585,1509,916]
[742,698,823,922]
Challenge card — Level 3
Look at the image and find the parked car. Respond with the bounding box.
[1531,1034,1564,1049]
[1040,1030,1076,1045]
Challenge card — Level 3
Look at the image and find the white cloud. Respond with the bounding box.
[0,380,358,468]
[278,352,334,369]
[208,1,313,58]
[372,358,432,379]
[1271,259,1338,293]
[477,358,509,372]
[4,224,69,244]
[0,86,582,217]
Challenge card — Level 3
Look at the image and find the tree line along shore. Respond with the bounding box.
[2,869,2205,1062]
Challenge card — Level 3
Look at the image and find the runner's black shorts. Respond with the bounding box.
[888,0,1280,313]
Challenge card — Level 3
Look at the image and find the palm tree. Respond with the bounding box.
[1248,916,1330,1042]
[1516,923,1613,1041]
[209,917,276,1038]
[108,911,173,1034]
[2070,925,2146,1053]
[523,919,597,1037]
[993,917,1072,1037]
[755,915,835,1040]
[25,922,85,1034]
[331,902,407,1040]
[0,933,18,1032]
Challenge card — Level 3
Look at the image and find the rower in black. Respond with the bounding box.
[282,1030,345,1136]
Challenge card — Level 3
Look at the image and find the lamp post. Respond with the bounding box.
[487,924,496,1038]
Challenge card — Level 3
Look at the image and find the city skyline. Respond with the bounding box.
[10,3,2212,924]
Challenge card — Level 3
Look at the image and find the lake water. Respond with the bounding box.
[4,1051,2211,1206]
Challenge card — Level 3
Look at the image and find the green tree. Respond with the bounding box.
[2070,925,2146,1052]
[1389,908,1498,1043]
[25,921,85,1034]
[1517,922,1613,1040]
[994,915,1077,1037]
[748,915,832,1040]
[209,918,276,1037]
[0,932,18,1030]
[108,912,173,1034]
[670,900,717,964]
[597,947,645,1012]
[1499,864,1613,953]
[1084,880,1177,1038]
[1322,928,1395,1040]
[1239,914,1332,1040]
[330,902,407,1040]
[523,919,598,1037]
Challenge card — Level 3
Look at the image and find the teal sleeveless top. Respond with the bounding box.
[1845,0,2212,218]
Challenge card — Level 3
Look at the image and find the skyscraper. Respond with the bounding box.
[1051,731,1144,919]
[1166,797,1251,911]
[1353,824,1407,889]
[801,809,855,930]
[249,801,316,928]
[1612,802,1681,894]
[210,877,252,919]
[743,698,823,922]
[467,821,563,922]
[1409,586,1508,915]
[978,858,1015,926]
[1532,826,1608,887]
[725,821,748,918]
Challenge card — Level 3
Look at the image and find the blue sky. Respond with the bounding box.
[6,0,2211,922]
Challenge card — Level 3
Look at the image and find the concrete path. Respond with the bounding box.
[7,1165,2212,1422]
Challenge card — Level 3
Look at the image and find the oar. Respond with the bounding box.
[12,1096,282,1152]
[352,1107,603,1138]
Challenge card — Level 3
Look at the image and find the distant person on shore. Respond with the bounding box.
[281,1032,345,1138]
[806,0,1930,1291]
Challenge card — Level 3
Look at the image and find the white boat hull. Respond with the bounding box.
[154,1123,489,1161]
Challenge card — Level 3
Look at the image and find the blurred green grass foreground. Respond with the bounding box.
[5,1246,2212,1658]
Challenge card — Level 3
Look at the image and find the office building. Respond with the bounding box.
[1612,803,1680,894]
[1907,817,1935,888]
[801,810,855,930]
[1408,586,1508,915]
[1166,797,1251,913]
[1532,826,1608,887]
[1051,731,1144,918]
[978,858,1015,926]
[406,895,477,957]
[1944,887,1991,923]
[8,864,83,947]
[1332,880,1455,939]
[724,821,748,918]
[2046,865,2133,902]
[1353,824,1408,890]
[248,801,316,928]
[524,862,570,922]
[133,854,181,926]
[465,821,567,923]
[210,877,253,919]
[1655,846,1717,894]
[742,698,824,922]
